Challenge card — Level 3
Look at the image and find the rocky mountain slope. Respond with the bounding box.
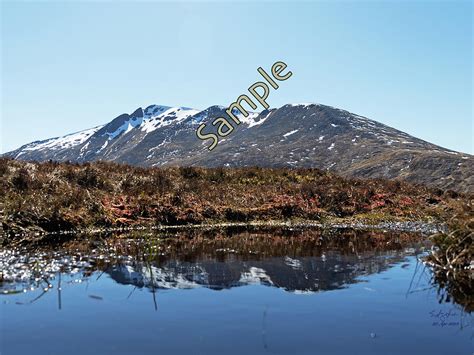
[5,103,472,192]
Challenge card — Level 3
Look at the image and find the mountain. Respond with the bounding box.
[4,103,473,192]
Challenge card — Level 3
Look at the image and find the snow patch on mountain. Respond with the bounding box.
[288,103,315,107]
[247,110,272,128]
[235,111,260,126]
[141,107,200,133]
[21,126,103,154]
[97,140,108,153]
[283,129,299,137]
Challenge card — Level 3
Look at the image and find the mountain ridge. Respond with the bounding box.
[4,102,473,193]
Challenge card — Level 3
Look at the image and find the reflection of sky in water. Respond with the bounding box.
[1,234,472,355]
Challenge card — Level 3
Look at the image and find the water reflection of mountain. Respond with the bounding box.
[107,251,412,293]
[3,228,470,312]
[1,228,426,295]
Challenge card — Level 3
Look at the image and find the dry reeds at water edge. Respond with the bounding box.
[423,205,473,313]
[425,204,473,272]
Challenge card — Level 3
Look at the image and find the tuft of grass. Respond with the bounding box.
[426,204,473,271]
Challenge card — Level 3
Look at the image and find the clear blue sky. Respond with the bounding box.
[1,0,472,154]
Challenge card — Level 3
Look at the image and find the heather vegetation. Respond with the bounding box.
[0,157,470,245]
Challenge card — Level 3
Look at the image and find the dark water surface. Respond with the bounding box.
[1,228,472,354]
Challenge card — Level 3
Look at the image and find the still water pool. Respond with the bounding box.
[1,229,472,354]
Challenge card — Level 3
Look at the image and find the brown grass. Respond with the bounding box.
[0,157,470,245]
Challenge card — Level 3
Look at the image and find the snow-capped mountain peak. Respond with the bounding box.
[4,102,472,192]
